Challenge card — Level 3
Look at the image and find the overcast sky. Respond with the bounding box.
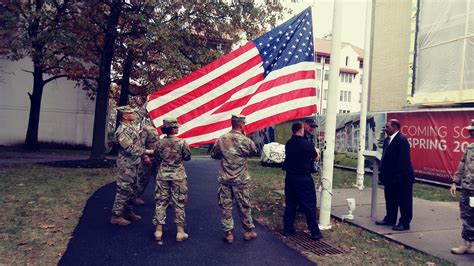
[280,0,368,48]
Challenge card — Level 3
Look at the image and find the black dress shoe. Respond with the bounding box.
[392,224,410,231]
[375,220,395,226]
[282,230,296,237]
[310,232,323,240]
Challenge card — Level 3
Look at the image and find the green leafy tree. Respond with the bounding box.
[0,0,87,150]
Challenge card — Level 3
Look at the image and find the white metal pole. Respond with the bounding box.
[355,0,373,190]
[319,0,343,230]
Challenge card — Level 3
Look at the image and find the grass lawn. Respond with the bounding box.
[247,160,454,265]
[0,164,116,265]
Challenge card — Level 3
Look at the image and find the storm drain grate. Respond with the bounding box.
[283,231,345,256]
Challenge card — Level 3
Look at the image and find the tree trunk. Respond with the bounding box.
[24,65,44,150]
[90,0,123,160]
[109,50,134,155]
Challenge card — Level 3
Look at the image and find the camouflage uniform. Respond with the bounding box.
[112,107,147,217]
[453,143,474,241]
[211,115,258,232]
[134,120,159,199]
[153,119,191,227]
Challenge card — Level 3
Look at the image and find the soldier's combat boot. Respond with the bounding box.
[224,230,234,243]
[451,241,471,254]
[127,211,142,221]
[132,197,145,206]
[110,215,131,226]
[176,225,189,242]
[243,229,257,241]
[154,225,163,241]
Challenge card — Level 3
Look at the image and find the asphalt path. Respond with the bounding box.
[59,158,314,265]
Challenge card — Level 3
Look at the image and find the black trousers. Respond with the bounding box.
[383,182,413,226]
[283,175,321,235]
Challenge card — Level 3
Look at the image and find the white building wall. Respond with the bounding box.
[0,58,95,146]
[315,46,363,115]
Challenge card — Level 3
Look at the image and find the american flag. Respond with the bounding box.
[147,7,317,146]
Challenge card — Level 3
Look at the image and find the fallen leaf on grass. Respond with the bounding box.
[47,240,55,246]
[39,224,55,229]
[16,183,26,187]
[350,246,356,250]
[364,251,368,254]
[16,241,28,246]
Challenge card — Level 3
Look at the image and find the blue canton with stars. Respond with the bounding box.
[253,7,314,77]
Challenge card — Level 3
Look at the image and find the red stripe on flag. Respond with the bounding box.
[177,74,264,125]
[212,70,315,114]
[188,138,218,147]
[179,120,230,139]
[148,54,262,120]
[245,105,317,133]
[148,42,256,100]
[241,88,316,116]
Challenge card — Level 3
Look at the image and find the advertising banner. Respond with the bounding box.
[388,110,474,183]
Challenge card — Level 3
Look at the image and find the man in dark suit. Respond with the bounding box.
[375,119,414,231]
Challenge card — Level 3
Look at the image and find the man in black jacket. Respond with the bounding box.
[376,119,414,231]
[282,122,323,240]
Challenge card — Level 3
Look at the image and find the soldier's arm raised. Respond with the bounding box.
[182,140,191,161]
[210,139,222,159]
[117,131,146,156]
[243,137,258,157]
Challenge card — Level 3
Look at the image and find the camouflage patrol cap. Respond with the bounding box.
[231,114,246,123]
[466,119,474,131]
[116,105,137,114]
[163,118,180,128]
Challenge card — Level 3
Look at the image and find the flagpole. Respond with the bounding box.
[355,0,373,190]
[319,0,343,230]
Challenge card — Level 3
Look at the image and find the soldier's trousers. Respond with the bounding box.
[112,163,140,216]
[461,188,474,241]
[134,163,151,199]
[218,183,255,232]
[153,179,188,226]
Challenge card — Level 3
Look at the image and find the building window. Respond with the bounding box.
[349,74,353,83]
[345,56,349,66]
[316,55,323,63]
[348,91,352,102]
[323,89,328,100]
[360,74,363,84]
[323,108,327,114]
[359,92,362,103]
[344,91,348,102]
[316,88,320,99]
[325,56,330,64]
[316,69,321,80]
[324,70,329,80]
[340,91,344,101]
[359,60,363,69]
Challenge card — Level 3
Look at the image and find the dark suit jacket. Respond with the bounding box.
[380,132,415,185]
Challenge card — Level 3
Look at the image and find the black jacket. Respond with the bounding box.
[379,132,415,185]
[283,135,316,176]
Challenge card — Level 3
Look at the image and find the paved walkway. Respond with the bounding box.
[329,188,474,266]
[59,158,313,265]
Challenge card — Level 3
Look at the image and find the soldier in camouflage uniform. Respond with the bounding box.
[153,118,191,243]
[132,104,160,206]
[451,119,474,254]
[211,114,258,243]
[111,105,154,226]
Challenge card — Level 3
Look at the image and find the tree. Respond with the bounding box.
[0,0,84,150]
